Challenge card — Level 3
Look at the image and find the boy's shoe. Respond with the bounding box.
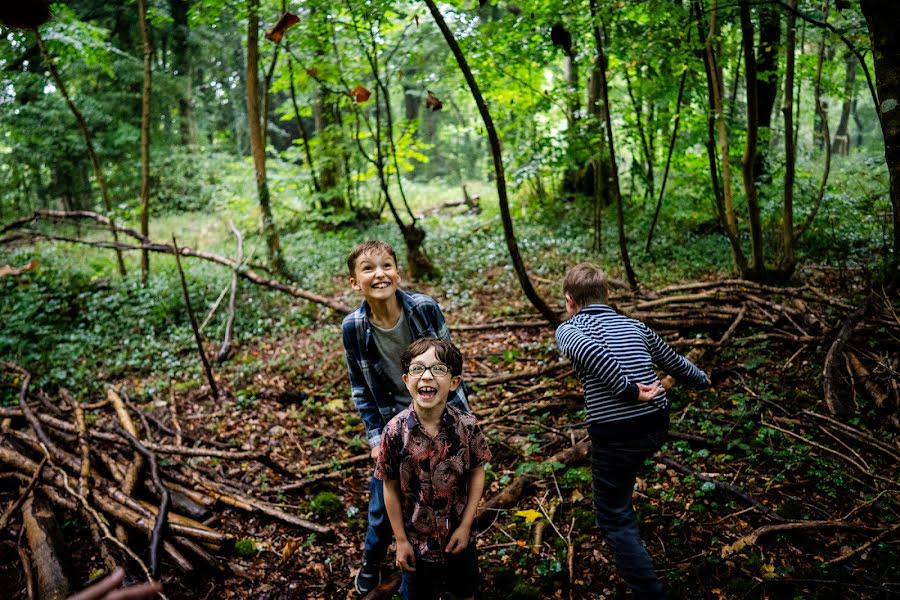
[354,555,381,595]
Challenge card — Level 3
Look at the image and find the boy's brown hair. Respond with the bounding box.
[563,262,609,307]
[346,240,399,275]
[401,338,463,377]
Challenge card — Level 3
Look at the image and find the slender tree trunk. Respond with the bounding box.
[796,1,832,242]
[832,53,857,155]
[34,31,127,277]
[755,3,780,177]
[739,0,765,280]
[138,0,152,285]
[589,0,637,291]
[246,0,286,275]
[781,0,798,273]
[624,67,654,200]
[696,0,748,274]
[169,0,196,147]
[424,0,559,325]
[860,0,900,270]
[286,53,320,194]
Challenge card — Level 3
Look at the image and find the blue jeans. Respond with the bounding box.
[591,430,667,600]
[365,475,392,561]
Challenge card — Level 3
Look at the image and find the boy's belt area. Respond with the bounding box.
[588,408,668,441]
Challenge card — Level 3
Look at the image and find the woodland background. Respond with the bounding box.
[0,0,898,598]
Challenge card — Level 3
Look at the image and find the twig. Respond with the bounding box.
[116,427,172,578]
[172,236,219,400]
[0,455,47,530]
[825,523,900,565]
[216,221,243,363]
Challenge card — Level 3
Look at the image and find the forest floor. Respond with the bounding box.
[3,262,898,600]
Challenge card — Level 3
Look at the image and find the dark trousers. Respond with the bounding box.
[591,430,667,600]
[364,475,392,561]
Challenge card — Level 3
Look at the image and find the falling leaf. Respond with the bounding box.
[306,67,319,78]
[516,539,526,547]
[425,91,443,111]
[415,14,419,27]
[514,509,543,524]
[265,12,300,43]
[350,85,371,104]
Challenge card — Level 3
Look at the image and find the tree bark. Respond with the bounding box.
[832,53,857,155]
[739,0,765,280]
[755,3,780,176]
[860,0,900,272]
[589,0,638,291]
[781,0,798,273]
[138,0,153,285]
[424,0,560,325]
[169,0,196,147]
[246,0,287,275]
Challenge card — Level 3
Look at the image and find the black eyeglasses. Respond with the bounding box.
[407,362,451,377]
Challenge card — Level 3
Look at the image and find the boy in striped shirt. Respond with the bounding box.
[556,263,709,599]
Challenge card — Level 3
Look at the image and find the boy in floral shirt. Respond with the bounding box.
[375,338,491,600]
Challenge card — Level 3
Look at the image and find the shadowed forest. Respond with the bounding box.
[0,0,898,598]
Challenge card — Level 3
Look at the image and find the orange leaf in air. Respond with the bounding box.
[306,67,319,78]
[350,85,371,103]
[425,90,443,111]
[265,12,300,43]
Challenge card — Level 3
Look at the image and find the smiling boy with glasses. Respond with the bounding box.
[375,338,491,600]
[342,241,471,595]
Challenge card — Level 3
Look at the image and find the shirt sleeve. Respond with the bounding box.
[468,418,492,469]
[555,321,639,402]
[342,319,385,448]
[640,322,710,388]
[373,422,399,481]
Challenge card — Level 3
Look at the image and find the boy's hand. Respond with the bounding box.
[445,525,470,554]
[636,381,663,402]
[395,540,416,572]
[370,445,381,461]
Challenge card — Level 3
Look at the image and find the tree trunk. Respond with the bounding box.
[169,0,197,147]
[781,0,798,274]
[246,0,286,275]
[589,0,638,291]
[755,3,780,177]
[739,0,765,280]
[424,0,559,325]
[696,0,748,275]
[138,0,153,285]
[34,31,127,277]
[832,53,857,155]
[860,0,900,271]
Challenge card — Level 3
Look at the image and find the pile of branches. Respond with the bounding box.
[0,365,330,599]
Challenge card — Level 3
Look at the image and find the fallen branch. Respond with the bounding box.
[22,495,69,600]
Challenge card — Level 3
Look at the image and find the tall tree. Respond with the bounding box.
[246,0,286,274]
[739,0,765,280]
[169,0,197,147]
[424,0,559,325]
[860,0,900,271]
[138,0,152,284]
[780,0,798,273]
[755,3,780,176]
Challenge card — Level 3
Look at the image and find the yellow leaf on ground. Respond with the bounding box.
[514,509,543,524]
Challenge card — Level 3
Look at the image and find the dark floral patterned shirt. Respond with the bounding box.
[374,404,492,563]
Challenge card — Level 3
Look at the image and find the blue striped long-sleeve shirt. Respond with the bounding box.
[556,304,708,438]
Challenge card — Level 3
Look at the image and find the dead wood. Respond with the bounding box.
[825,522,900,565]
[657,456,785,522]
[450,320,550,332]
[17,539,36,600]
[471,362,569,387]
[116,427,172,577]
[846,352,891,409]
[109,387,144,544]
[823,275,898,416]
[476,440,590,529]
[801,409,900,461]
[173,236,220,400]
[720,519,880,558]
[0,455,46,530]
[217,220,243,363]
[21,495,70,600]
[0,209,352,313]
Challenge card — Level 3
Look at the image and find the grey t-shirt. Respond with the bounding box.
[371,310,414,407]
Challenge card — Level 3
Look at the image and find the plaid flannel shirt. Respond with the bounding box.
[342,290,470,448]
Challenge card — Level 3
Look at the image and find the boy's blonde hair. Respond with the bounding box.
[346,240,398,275]
[563,262,609,307]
